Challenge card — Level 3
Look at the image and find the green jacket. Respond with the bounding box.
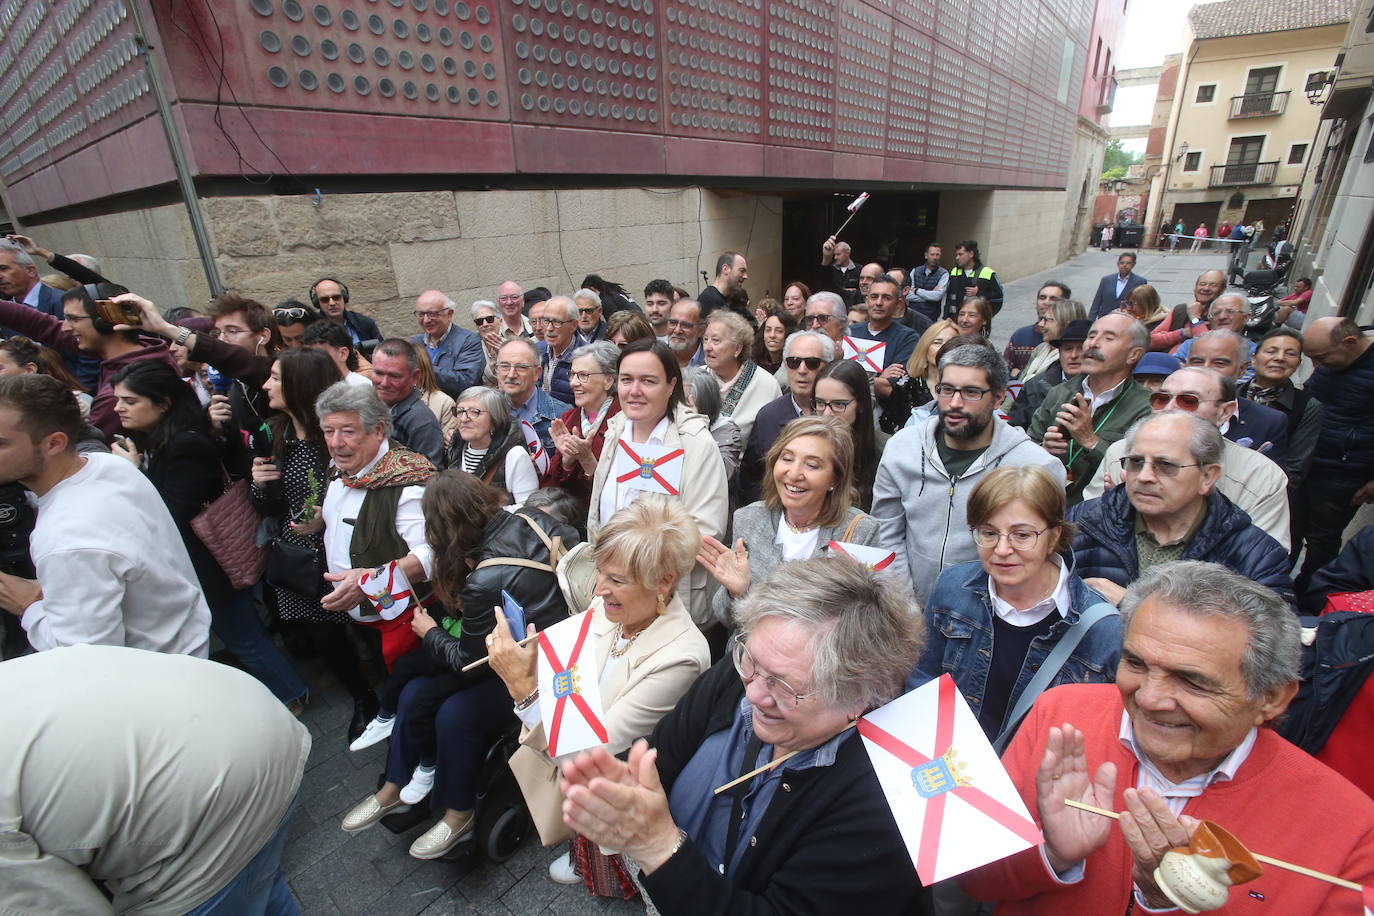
[1027,376,1152,505]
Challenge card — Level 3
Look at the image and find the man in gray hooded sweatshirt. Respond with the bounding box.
[873,344,1066,604]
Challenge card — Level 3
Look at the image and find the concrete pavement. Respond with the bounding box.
[990,247,1236,349]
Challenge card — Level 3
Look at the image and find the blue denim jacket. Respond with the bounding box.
[905,558,1121,741]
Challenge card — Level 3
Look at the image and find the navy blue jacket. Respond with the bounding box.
[1305,342,1374,478]
[1226,397,1289,471]
[1068,485,1294,606]
[1088,271,1148,320]
[342,310,382,349]
[1301,523,1374,614]
[410,326,484,398]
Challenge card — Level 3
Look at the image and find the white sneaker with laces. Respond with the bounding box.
[348,715,395,752]
[548,850,580,885]
[399,765,436,804]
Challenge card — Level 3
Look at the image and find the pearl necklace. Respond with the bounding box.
[784,514,820,534]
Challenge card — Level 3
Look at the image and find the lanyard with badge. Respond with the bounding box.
[1063,392,1124,483]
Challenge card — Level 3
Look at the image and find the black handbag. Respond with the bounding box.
[264,537,327,598]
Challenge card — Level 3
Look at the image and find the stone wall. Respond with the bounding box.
[19,186,783,335]
[937,187,1070,288]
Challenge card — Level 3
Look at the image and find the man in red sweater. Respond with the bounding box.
[962,559,1374,914]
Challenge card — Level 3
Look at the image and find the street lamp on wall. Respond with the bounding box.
[1175,142,1190,163]
[1306,70,1335,105]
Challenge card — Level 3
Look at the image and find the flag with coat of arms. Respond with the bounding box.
[858,674,1042,884]
[537,609,610,758]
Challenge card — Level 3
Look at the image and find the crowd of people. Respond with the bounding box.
[1,229,1373,916]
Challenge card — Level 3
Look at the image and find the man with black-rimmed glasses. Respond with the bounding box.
[874,344,1065,604]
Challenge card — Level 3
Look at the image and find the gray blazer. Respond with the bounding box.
[711,501,881,625]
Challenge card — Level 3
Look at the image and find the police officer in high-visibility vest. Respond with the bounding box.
[943,239,1004,322]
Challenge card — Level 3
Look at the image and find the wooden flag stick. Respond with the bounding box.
[713,722,857,795]
[830,209,860,241]
[1063,799,1362,892]
[461,632,539,672]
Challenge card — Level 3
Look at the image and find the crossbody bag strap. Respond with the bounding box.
[994,601,1119,752]
[476,556,554,573]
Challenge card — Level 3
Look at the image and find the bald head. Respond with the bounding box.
[1304,316,1372,371]
[1157,366,1236,426]
[858,262,884,296]
[1193,270,1225,307]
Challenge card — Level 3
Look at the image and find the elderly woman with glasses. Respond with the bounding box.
[557,557,927,916]
[444,385,538,505]
[471,300,503,386]
[700,416,878,626]
[545,340,622,513]
[906,466,1119,747]
[588,339,729,629]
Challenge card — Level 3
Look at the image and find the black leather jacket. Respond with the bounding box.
[421,508,579,680]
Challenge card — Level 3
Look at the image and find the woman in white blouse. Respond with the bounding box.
[587,339,728,629]
[487,495,710,896]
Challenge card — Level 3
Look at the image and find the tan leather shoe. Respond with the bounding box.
[408,813,475,859]
[341,795,405,834]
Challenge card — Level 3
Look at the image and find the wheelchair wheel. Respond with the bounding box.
[484,805,532,863]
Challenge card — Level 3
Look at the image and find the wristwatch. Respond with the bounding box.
[173,327,193,346]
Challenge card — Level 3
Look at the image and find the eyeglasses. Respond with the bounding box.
[454,407,487,419]
[577,306,600,316]
[274,307,310,321]
[62,313,91,323]
[543,317,572,328]
[497,295,524,303]
[804,314,835,326]
[970,526,1049,550]
[731,637,815,708]
[785,356,824,370]
[1148,392,1226,411]
[666,318,698,329]
[812,397,853,413]
[1119,455,1205,477]
[414,309,450,320]
[570,370,611,383]
[218,326,251,337]
[934,384,993,401]
[494,362,538,374]
[317,294,345,304]
[473,314,499,326]
[531,316,550,326]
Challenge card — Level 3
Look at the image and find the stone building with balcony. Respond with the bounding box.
[1142,0,1350,249]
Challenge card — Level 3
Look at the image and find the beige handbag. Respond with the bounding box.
[509,742,574,846]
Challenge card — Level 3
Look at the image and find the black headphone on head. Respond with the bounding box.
[83,283,118,335]
[309,277,350,309]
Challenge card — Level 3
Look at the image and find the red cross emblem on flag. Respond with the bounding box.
[858,675,1042,884]
[538,609,609,757]
[614,440,684,495]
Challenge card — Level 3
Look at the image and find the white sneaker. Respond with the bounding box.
[348,715,395,752]
[548,850,580,885]
[399,765,436,804]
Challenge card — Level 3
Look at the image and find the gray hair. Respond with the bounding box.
[1120,560,1300,698]
[469,299,496,320]
[782,329,836,360]
[456,384,511,433]
[706,309,754,360]
[682,366,722,424]
[939,343,1009,393]
[0,240,34,269]
[546,295,578,321]
[69,253,100,272]
[498,336,540,364]
[1123,315,1150,352]
[1196,328,1249,365]
[571,287,602,311]
[1213,292,1248,312]
[733,556,925,712]
[806,291,847,323]
[572,340,620,392]
[315,380,392,437]
[1124,409,1223,466]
